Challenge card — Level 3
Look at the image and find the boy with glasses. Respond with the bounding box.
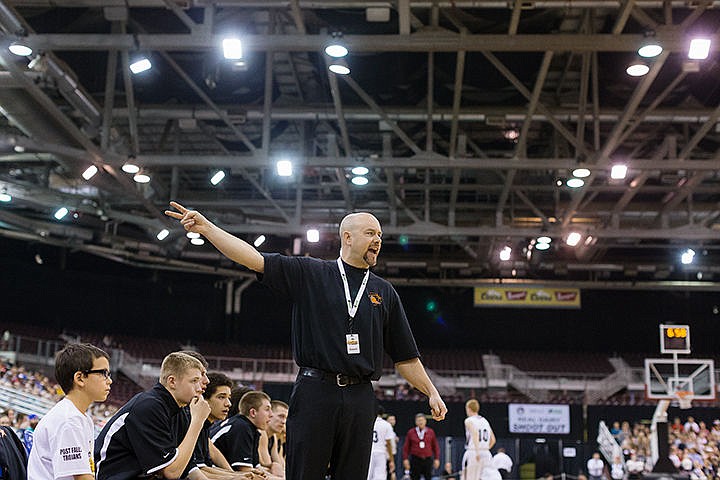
[28,343,112,480]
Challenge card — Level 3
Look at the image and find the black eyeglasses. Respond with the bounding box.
[83,369,111,379]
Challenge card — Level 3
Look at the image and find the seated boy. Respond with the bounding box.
[94,352,210,479]
[28,343,111,480]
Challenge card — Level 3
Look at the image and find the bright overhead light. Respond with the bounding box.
[572,168,590,178]
[133,173,150,183]
[122,162,140,174]
[611,164,628,179]
[351,176,369,186]
[0,192,11,202]
[223,38,243,60]
[681,248,695,265]
[306,229,320,243]
[8,42,32,57]
[566,232,582,247]
[190,237,205,246]
[499,246,512,261]
[537,236,552,244]
[688,38,711,60]
[626,63,649,77]
[566,178,584,188]
[186,231,200,239]
[210,170,226,185]
[13,145,25,153]
[81,165,98,180]
[325,43,348,58]
[535,241,550,251]
[638,43,663,58]
[276,160,293,177]
[253,235,266,247]
[53,207,69,220]
[351,166,369,175]
[129,58,152,74]
[156,229,170,241]
[328,63,350,75]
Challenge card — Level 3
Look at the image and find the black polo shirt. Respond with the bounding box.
[260,253,419,379]
[173,406,213,474]
[209,414,259,470]
[95,383,182,480]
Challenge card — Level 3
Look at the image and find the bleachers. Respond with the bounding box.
[497,350,615,375]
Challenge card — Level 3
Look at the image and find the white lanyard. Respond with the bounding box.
[336,257,370,320]
[416,427,426,440]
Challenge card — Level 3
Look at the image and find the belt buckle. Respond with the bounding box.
[336,373,348,387]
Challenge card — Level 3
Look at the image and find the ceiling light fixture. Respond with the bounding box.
[186,231,200,239]
[81,165,98,180]
[351,176,368,186]
[537,236,552,244]
[53,207,69,220]
[566,178,585,188]
[566,232,582,246]
[156,229,170,241]
[210,170,226,186]
[129,57,152,74]
[681,248,695,265]
[626,62,650,77]
[8,42,32,57]
[351,166,369,176]
[535,241,550,251]
[328,60,350,75]
[611,164,628,179]
[222,38,243,60]
[0,189,11,202]
[638,43,663,58]
[276,160,293,177]
[306,229,320,243]
[253,235,266,247]
[133,173,150,183]
[190,237,205,246]
[122,162,140,174]
[324,32,348,58]
[499,246,512,261]
[688,38,711,60]
[572,168,590,178]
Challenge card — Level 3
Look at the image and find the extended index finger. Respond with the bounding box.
[169,201,188,213]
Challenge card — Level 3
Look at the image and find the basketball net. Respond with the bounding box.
[675,390,693,410]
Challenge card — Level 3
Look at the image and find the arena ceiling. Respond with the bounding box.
[0,0,719,289]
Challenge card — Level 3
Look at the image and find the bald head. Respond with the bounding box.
[339,212,382,268]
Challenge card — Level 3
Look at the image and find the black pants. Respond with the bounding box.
[410,455,433,480]
[286,373,375,479]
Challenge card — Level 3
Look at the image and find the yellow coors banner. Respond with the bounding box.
[474,286,581,308]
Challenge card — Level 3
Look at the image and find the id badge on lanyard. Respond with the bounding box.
[337,258,369,355]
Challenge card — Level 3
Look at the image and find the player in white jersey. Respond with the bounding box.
[462,399,496,480]
[368,406,395,480]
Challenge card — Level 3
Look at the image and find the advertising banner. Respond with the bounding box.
[474,286,581,308]
[508,404,571,434]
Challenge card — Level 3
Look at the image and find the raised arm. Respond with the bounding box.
[395,358,447,421]
[162,397,212,479]
[165,202,264,272]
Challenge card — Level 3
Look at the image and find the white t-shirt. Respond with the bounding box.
[371,417,395,457]
[466,415,493,450]
[28,397,96,480]
[587,457,604,477]
[493,452,513,472]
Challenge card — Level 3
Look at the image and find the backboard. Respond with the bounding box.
[645,358,716,400]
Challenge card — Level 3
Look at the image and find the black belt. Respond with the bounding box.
[299,367,370,387]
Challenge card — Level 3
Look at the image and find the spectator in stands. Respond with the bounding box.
[671,417,684,434]
[210,390,282,478]
[626,452,644,480]
[166,202,447,480]
[442,461,456,480]
[21,414,38,455]
[610,455,624,480]
[685,417,700,434]
[610,422,621,440]
[0,414,10,427]
[94,352,210,480]
[493,448,513,479]
[28,343,112,480]
[587,452,605,480]
[403,413,440,480]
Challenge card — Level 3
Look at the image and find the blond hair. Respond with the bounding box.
[239,390,271,416]
[160,352,204,385]
[466,398,480,413]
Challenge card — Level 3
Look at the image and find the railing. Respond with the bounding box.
[0,383,55,417]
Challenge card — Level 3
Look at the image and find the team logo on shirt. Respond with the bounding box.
[368,293,382,305]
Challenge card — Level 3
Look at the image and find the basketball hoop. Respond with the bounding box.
[675,390,693,410]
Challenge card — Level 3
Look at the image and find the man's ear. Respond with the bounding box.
[166,375,176,390]
[249,407,256,418]
[73,371,86,388]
